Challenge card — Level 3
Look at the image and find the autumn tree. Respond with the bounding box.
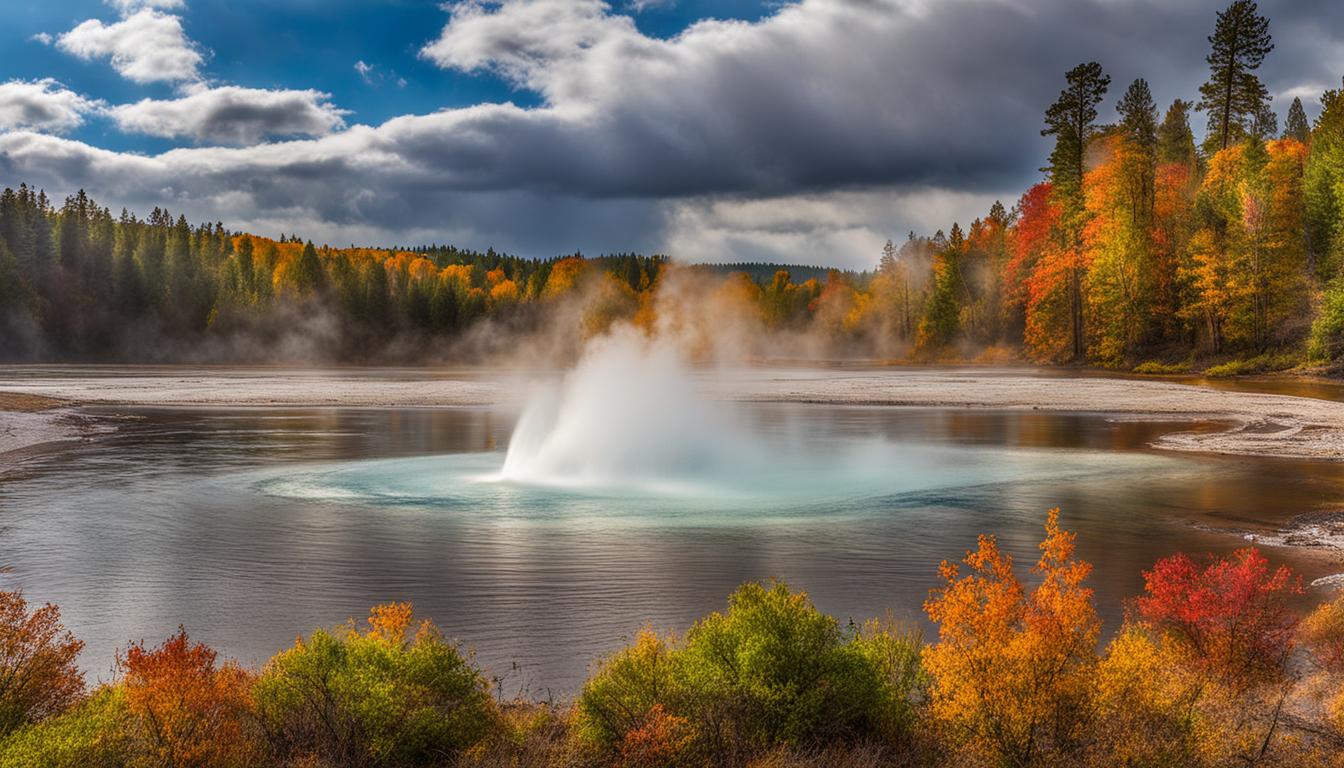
[0,590,84,737]
[1084,136,1156,364]
[119,628,259,767]
[923,509,1099,767]
[1138,547,1301,689]
[1197,0,1274,153]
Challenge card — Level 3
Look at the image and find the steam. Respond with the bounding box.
[498,326,760,490]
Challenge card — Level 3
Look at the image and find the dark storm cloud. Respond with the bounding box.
[4,0,1342,262]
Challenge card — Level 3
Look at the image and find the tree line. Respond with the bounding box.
[4,1,1344,372]
[4,509,1344,766]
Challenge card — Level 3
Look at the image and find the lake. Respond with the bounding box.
[2,384,1343,696]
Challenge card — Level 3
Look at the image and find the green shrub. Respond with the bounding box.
[253,603,495,767]
[1203,351,1301,377]
[850,619,925,743]
[1133,360,1191,375]
[575,627,684,752]
[579,582,915,766]
[1309,276,1344,363]
[678,581,883,758]
[0,686,132,768]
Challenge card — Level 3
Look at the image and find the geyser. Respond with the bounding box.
[498,329,762,490]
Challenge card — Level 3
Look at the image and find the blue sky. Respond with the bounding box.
[1,1,1341,267]
[7,0,776,154]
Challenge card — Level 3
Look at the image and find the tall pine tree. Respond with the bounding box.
[1197,0,1273,152]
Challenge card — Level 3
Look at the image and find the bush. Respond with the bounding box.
[1309,276,1344,363]
[0,590,85,737]
[253,602,495,767]
[1133,359,1191,375]
[578,581,909,767]
[678,580,885,759]
[0,687,131,768]
[119,628,260,768]
[576,627,684,752]
[1202,351,1300,377]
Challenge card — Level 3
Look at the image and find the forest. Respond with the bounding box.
[2,1,1344,372]
[3,510,1344,767]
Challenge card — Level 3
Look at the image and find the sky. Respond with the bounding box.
[0,0,1342,269]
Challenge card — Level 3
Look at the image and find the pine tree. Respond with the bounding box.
[1197,0,1273,152]
[292,241,326,296]
[1158,100,1199,167]
[1284,97,1310,143]
[1118,79,1159,156]
[1041,61,1110,360]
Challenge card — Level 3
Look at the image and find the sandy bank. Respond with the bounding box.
[0,367,1342,460]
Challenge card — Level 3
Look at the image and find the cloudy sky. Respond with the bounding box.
[1,0,1341,268]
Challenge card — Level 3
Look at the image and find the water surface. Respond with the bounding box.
[2,401,1342,695]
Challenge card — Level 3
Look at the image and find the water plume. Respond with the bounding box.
[498,326,760,490]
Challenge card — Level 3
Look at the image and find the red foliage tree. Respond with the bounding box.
[1137,547,1302,688]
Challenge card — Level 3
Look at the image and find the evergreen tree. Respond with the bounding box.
[1043,62,1112,216]
[1042,61,1110,360]
[1118,78,1159,156]
[292,241,326,296]
[1284,97,1310,143]
[1197,0,1273,152]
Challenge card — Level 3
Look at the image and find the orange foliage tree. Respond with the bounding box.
[923,509,1099,766]
[0,590,84,736]
[119,628,258,767]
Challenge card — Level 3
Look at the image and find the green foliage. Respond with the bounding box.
[252,605,495,767]
[577,581,923,766]
[1158,99,1199,166]
[1133,360,1192,375]
[1309,276,1344,363]
[0,687,132,768]
[1202,351,1300,377]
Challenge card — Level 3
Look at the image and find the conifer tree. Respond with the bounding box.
[1284,97,1309,143]
[1042,61,1110,360]
[1197,0,1273,152]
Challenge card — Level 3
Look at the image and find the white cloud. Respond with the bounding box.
[661,189,1004,270]
[105,0,186,12]
[109,86,348,145]
[56,8,203,84]
[30,32,53,45]
[0,79,103,134]
[355,60,374,83]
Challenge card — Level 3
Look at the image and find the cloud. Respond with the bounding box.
[11,0,1344,266]
[56,8,203,84]
[627,0,675,11]
[0,79,103,134]
[108,86,348,145]
[105,0,186,11]
[30,32,53,45]
[662,189,1006,270]
[355,60,374,83]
